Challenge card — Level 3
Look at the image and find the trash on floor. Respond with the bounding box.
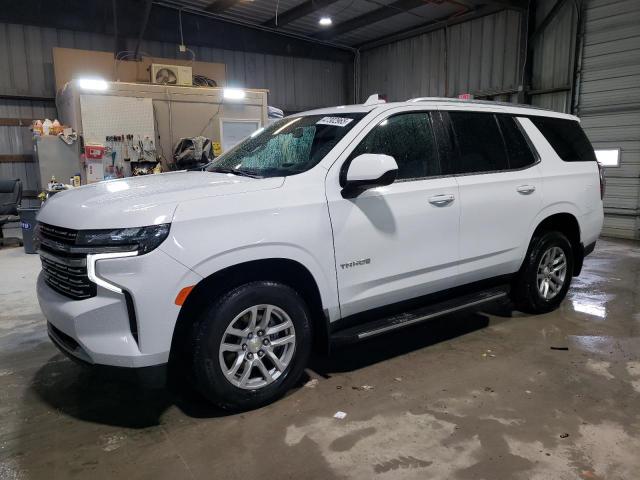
[333,411,347,419]
[352,385,375,391]
[304,378,319,388]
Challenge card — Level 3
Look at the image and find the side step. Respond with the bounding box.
[330,286,509,344]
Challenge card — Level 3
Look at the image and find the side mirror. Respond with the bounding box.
[342,153,398,197]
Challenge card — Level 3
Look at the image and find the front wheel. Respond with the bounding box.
[511,231,574,314]
[191,281,312,410]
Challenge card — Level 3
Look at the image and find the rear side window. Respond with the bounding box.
[529,116,596,162]
[448,112,508,174]
[496,115,537,169]
[349,112,439,180]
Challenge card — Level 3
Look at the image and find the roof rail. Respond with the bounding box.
[407,97,446,102]
[406,96,551,111]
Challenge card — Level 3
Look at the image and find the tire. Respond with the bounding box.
[191,281,312,410]
[511,231,574,314]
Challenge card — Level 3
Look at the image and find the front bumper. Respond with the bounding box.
[48,322,168,387]
[37,247,202,369]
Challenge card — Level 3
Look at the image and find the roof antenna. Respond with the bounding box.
[363,94,386,106]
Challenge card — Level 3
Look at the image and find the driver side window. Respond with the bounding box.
[349,112,440,181]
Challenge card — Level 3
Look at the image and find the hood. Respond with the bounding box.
[37,171,284,230]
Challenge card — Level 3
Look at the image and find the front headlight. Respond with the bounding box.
[75,224,170,255]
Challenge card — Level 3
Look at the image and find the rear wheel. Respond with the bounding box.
[512,231,574,314]
[191,281,311,410]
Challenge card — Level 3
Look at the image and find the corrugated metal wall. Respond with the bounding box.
[529,0,578,112]
[0,22,351,111]
[0,100,56,206]
[0,21,351,200]
[3,2,638,238]
[359,9,524,102]
[577,0,640,239]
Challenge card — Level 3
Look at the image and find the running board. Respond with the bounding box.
[330,286,509,344]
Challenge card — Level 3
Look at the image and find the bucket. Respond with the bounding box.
[18,207,39,254]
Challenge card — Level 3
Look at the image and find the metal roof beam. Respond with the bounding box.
[314,0,429,40]
[263,0,341,28]
[530,0,569,42]
[479,0,528,10]
[357,4,502,50]
[204,0,242,14]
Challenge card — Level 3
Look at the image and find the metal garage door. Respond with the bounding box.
[578,0,640,239]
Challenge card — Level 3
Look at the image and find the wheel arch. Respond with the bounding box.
[169,258,330,369]
[528,212,583,275]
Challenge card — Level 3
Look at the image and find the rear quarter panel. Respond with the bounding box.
[518,117,604,248]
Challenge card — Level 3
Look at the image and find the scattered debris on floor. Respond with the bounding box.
[484,386,495,393]
[99,433,127,452]
[560,433,570,438]
[304,378,319,388]
[550,346,569,350]
[333,411,347,420]
[394,377,402,382]
[352,385,375,391]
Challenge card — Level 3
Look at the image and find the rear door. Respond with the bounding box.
[440,110,542,284]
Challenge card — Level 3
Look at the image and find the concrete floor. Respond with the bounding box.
[1,238,639,480]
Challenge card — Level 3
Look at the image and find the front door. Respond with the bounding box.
[326,110,461,318]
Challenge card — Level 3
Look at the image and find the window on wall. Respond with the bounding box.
[496,115,537,169]
[529,116,597,162]
[349,113,439,180]
[448,112,509,174]
[595,149,620,167]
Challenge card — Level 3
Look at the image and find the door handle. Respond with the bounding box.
[516,185,536,195]
[428,194,455,206]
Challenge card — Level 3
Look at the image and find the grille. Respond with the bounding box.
[40,251,96,300]
[38,222,78,245]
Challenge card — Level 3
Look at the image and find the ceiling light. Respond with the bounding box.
[78,78,108,90]
[223,88,246,100]
[319,17,332,26]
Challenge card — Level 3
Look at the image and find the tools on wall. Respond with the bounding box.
[92,133,161,180]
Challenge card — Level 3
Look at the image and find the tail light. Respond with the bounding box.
[597,162,606,200]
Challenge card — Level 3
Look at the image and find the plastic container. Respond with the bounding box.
[18,207,39,254]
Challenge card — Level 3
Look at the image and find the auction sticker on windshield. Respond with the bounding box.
[317,117,354,127]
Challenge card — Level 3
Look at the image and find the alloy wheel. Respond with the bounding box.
[536,246,567,300]
[219,304,296,390]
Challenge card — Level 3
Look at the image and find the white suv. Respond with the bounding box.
[36,97,604,409]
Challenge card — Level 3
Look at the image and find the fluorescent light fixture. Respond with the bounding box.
[223,88,246,100]
[595,148,620,167]
[78,78,108,90]
[319,17,332,26]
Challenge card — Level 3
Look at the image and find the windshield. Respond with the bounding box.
[206,113,366,178]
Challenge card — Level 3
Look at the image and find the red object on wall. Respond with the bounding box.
[85,144,105,159]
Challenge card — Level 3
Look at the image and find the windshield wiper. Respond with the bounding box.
[208,167,262,178]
